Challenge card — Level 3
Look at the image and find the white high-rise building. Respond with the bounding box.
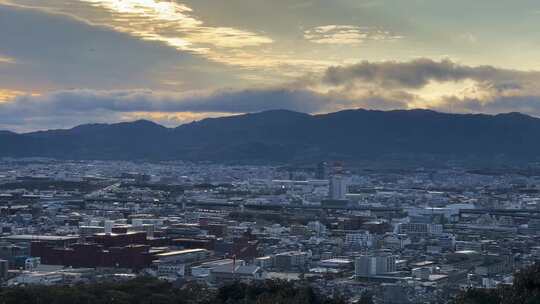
[329,175,349,200]
[355,254,396,277]
[104,220,114,234]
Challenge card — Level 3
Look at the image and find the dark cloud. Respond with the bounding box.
[0,87,413,131]
[0,88,334,131]
[439,95,540,115]
[322,58,539,89]
[2,57,540,132]
[5,89,329,113]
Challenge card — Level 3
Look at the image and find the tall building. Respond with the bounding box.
[0,259,8,281]
[329,175,349,200]
[355,254,396,277]
[316,161,329,180]
[104,220,114,234]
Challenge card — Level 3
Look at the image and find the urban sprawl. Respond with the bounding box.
[0,159,538,303]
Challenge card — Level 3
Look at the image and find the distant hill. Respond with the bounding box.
[2,109,540,164]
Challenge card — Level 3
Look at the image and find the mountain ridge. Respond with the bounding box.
[2,108,540,163]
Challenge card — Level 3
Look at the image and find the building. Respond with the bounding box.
[0,259,8,281]
[316,161,329,180]
[156,263,185,278]
[318,258,354,271]
[255,256,273,269]
[275,251,309,271]
[355,254,396,277]
[307,221,327,236]
[329,175,349,200]
[30,242,154,269]
[9,271,64,286]
[210,264,264,283]
[1,235,79,247]
[345,232,373,248]
[191,259,240,278]
[397,223,442,236]
[154,249,210,264]
[90,232,147,248]
[0,242,29,264]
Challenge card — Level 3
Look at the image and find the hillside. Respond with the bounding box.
[1,109,540,163]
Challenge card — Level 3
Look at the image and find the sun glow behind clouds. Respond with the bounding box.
[121,111,237,127]
[80,0,273,52]
[1,0,340,78]
[0,89,26,102]
[406,79,489,109]
[0,56,15,64]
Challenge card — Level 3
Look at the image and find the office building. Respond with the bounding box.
[355,254,396,277]
[329,175,349,200]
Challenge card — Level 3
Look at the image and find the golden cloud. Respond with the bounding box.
[304,25,402,45]
[2,0,338,76]
[0,89,26,102]
[119,111,237,126]
[79,0,272,51]
[0,56,16,64]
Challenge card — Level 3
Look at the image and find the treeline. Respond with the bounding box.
[3,263,540,304]
[453,263,540,304]
[0,278,345,304]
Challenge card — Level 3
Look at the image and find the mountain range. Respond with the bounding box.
[2,109,540,164]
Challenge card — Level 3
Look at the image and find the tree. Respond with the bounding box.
[452,263,540,304]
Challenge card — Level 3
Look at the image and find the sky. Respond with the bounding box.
[1,0,540,131]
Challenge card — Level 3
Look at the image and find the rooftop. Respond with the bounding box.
[155,248,208,257]
[1,235,79,242]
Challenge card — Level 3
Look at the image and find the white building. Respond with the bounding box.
[355,254,396,277]
[329,175,349,200]
[345,232,373,248]
[157,263,185,278]
[191,259,241,278]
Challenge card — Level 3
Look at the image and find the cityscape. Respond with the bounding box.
[0,159,539,303]
[2,0,540,303]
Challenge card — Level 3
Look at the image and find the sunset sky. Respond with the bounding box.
[1,0,540,131]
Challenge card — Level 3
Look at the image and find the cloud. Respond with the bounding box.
[457,32,478,44]
[304,25,402,45]
[0,88,337,131]
[0,89,25,102]
[437,95,540,115]
[0,56,15,64]
[8,89,332,113]
[78,0,273,51]
[319,58,540,117]
[1,0,342,85]
[6,0,280,70]
[322,58,540,90]
[2,58,540,132]
[0,2,244,92]
[0,85,416,131]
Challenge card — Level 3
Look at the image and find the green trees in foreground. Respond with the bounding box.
[2,262,540,304]
[454,263,540,304]
[0,278,345,304]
